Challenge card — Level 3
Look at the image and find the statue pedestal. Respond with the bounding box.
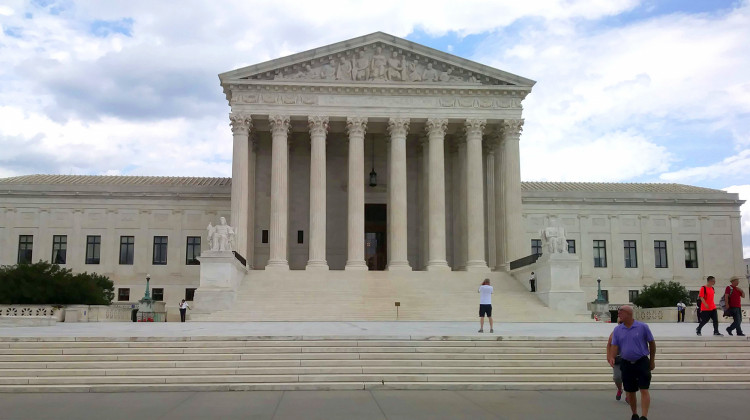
[193,251,247,314]
[534,252,587,315]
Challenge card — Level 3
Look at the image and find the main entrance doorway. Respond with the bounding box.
[365,204,387,270]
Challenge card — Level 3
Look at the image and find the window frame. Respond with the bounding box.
[17,235,33,264]
[684,241,698,268]
[628,290,640,303]
[531,239,542,256]
[117,288,130,302]
[654,240,668,268]
[51,235,67,265]
[119,236,135,265]
[152,288,164,302]
[185,288,197,301]
[186,236,201,265]
[152,236,168,265]
[566,239,576,254]
[624,240,638,268]
[593,240,607,268]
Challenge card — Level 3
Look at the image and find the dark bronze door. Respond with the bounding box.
[365,204,387,270]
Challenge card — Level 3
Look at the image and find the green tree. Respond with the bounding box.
[0,261,114,305]
[632,279,691,308]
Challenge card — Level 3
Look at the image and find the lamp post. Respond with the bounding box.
[594,277,607,303]
[144,274,151,300]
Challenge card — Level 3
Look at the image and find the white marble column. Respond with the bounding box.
[229,113,251,261]
[306,116,329,270]
[492,132,507,270]
[267,114,291,270]
[386,117,411,271]
[425,118,450,271]
[485,143,496,270]
[345,117,368,270]
[246,138,257,268]
[502,119,525,263]
[465,119,489,272]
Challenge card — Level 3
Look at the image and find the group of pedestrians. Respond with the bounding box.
[696,275,745,336]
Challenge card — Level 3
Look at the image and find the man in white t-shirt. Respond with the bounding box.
[478,279,494,333]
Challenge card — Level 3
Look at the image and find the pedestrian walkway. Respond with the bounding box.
[0,390,745,419]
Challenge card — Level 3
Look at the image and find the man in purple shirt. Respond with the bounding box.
[608,305,656,420]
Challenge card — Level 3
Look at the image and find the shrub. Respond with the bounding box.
[632,279,691,309]
[0,261,114,305]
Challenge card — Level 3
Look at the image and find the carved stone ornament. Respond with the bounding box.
[387,118,410,137]
[269,114,291,135]
[425,118,448,136]
[346,117,368,136]
[229,113,252,134]
[258,44,502,85]
[464,119,486,138]
[502,119,524,137]
[308,116,329,136]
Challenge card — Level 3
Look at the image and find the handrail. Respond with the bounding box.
[509,253,541,270]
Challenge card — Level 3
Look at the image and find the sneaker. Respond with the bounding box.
[631,414,639,420]
[696,330,701,336]
[640,417,648,420]
[727,327,733,336]
[616,390,622,400]
[478,329,483,333]
[713,332,724,336]
[737,333,746,336]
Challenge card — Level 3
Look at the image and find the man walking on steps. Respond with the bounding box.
[725,276,745,336]
[696,276,723,336]
[608,305,656,420]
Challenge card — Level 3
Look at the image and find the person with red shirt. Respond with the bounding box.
[725,276,746,336]
[697,276,723,336]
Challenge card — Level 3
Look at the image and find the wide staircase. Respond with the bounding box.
[192,270,588,322]
[1,336,749,392]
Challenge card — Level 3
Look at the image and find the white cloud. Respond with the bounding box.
[660,149,750,184]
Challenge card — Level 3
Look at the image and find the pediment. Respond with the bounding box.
[220,32,535,88]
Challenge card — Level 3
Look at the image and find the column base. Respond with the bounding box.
[465,260,490,272]
[386,261,412,271]
[345,261,368,271]
[305,260,329,270]
[265,260,289,271]
[426,261,451,271]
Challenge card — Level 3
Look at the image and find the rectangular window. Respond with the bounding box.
[153,236,168,265]
[117,288,130,301]
[85,235,101,264]
[17,235,33,264]
[119,236,135,265]
[51,235,67,265]
[567,239,576,254]
[654,240,668,268]
[186,236,201,265]
[531,239,542,256]
[629,290,640,303]
[624,240,638,268]
[261,229,269,244]
[297,230,304,244]
[185,288,197,301]
[593,240,607,268]
[152,288,164,301]
[601,290,609,302]
[684,241,698,268]
[689,290,700,303]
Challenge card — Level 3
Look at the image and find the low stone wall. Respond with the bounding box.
[635,306,749,323]
[0,305,64,326]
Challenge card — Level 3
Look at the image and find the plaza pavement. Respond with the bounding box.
[0,320,744,339]
[0,389,745,419]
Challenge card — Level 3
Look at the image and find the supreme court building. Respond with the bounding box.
[0,33,746,321]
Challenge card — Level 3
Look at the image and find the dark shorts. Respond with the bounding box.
[620,356,651,392]
[479,304,492,317]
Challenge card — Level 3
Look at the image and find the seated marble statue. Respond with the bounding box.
[540,225,568,254]
[386,51,404,81]
[422,63,438,82]
[207,217,236,252]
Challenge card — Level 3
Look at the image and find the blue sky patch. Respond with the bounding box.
[90,18,134,38]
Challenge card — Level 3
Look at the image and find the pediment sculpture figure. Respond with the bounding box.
[407,60,421,82]
[540,225,568,254]
[321,59,336,80]
[422,63,438,82]
[353,50,369,81]
[386,51,405,81]
[336,56,353,81]
[370,46,387,81]
[207,217,236,252]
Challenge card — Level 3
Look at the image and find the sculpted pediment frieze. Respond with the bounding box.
[243,44,503,86]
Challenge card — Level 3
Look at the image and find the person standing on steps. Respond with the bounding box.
[478,279,493,333]
[725,276,745,336]
[676,301,686,322]
[608,305,656,420]
[179,299,190,322]
[529,271,536,292]
[696,276,723,336]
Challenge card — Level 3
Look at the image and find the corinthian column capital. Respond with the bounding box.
[346,116,368,136]
[269,114,291,135]
[387,117,410,137]
[308,116,329,136]
[464,119,486,139]
[425,118,448,136]
[501,119,524,137]
[229,113,252,134]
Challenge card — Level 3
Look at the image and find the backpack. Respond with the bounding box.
[719,286,734,317]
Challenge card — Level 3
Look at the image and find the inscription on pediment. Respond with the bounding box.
[246,44,510,86]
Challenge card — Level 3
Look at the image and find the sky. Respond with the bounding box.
[0,0,749,258]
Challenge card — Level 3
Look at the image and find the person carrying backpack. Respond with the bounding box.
[696,276,723,336]
[724,276,746,336]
